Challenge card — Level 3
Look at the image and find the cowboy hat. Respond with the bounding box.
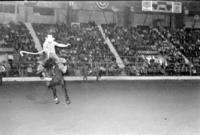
[45,35,55,42]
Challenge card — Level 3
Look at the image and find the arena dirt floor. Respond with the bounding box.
[0,80,199,135]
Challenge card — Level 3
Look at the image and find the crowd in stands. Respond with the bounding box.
[0,21,37,77]
[0,21,200,77]
[161,27,200,75]
[102,23,196,76]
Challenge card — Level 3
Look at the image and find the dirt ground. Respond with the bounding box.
[0,80,199,135]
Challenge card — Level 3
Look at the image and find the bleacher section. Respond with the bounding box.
[0,21,200,77]
[0,22,38,77]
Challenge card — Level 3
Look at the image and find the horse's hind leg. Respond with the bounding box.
[62,81,71,104]
[64,88,71,104]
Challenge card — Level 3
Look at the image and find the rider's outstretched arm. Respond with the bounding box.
[54,42,71,48]
[20,50,45,56]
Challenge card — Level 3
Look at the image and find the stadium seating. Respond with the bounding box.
[0,21,199,77]
[0,22,37,77]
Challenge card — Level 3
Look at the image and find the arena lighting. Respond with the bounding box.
[69,1,74,7]
[130,6,134,12]
[24,0,38,7]
[184,7,189,15]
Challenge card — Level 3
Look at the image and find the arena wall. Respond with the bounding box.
[0,1,172,27]
[26,7,56,24]
[76,10,114,24]
[3,76,200,82]
[185,16,200,28]
[0,2,17,23]
[0,1,68,24]
[0,13,17,23]
[0,1,197,28]
[132,13,170,27]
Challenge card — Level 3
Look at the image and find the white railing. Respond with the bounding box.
[98,25,125,69]
[24,22,42,51]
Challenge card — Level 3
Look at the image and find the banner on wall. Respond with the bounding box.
[142,1,182,13]
[96,2,109,10]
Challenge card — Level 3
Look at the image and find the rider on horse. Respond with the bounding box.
[20,34,70,77]
[20,35,71,104]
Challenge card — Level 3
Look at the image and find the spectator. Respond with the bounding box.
[0,63,6,85]
[82,59,88,81]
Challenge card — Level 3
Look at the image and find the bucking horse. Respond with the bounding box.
[42,58,71,104]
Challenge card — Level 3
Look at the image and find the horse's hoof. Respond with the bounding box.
[66,100,71,105]
[55,101,60,104]
[54,98,60,104]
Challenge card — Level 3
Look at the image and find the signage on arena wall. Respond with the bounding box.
[142,1,182,13]
[71,22,80,29]
[172,2,182,13]
[152,1,172,13]
[142,1,152,11]
[96,2,109,10]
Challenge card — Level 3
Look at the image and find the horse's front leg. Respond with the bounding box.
[62,81,71,104]
[48,82,60,104]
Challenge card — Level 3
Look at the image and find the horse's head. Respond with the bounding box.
[43,58,64,79]
[42,58,57,77]
[44,58,57,71]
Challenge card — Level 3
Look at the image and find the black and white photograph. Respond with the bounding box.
[0,0,199,135]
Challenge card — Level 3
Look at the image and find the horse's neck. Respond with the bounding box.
[44,68,55,78]
[54,66,62,76]
[48,66,62,78]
